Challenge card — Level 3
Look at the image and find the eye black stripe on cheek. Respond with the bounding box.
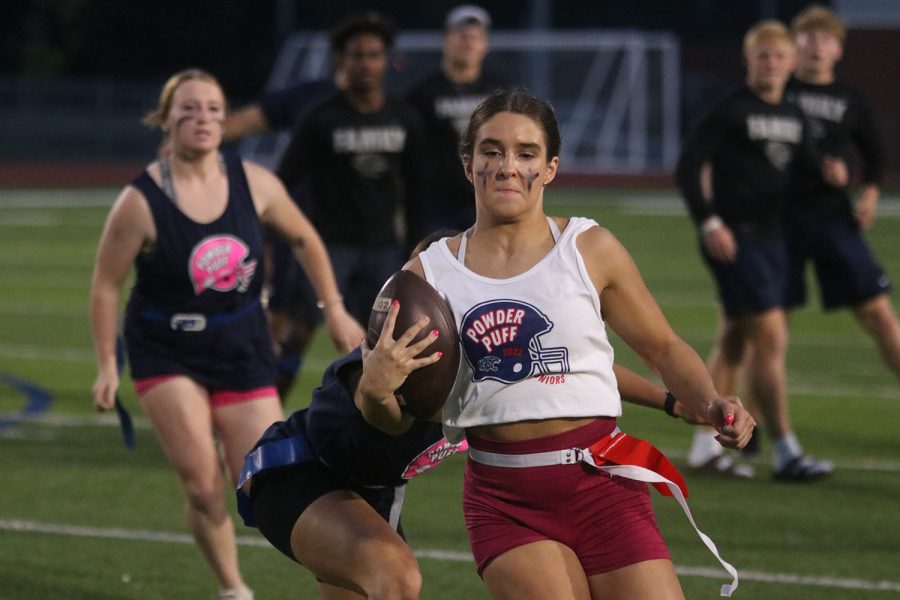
[524,170,540,193]
[476,161,492,191]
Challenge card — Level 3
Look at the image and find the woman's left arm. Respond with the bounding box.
[579,227,754,448]
[246,161,365,353]
[613,364,707,425]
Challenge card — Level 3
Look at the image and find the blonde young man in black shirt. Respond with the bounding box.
[784,6,900,379]
[677,20,845,481]
[687,9,900,478]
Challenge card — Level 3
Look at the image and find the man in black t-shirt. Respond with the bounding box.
[676,20,845,481]
[272,12,426,399]
[784,6,899,380]
[405,5,504,238]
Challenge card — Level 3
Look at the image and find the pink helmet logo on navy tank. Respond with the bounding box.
[461,299,570,383]
[188,235,257,294]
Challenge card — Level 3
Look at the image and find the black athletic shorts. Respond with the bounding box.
[785,213,891,310]
[250,460,406,562]
[701,227,788,318]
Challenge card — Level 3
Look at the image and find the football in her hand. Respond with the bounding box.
[366,270,461,419]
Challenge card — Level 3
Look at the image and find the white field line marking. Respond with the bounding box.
[658,448,900,473]
[673,565,900,593]
[0,192,117,209]
[0,518,267,547]
[0,213,60,226]
[0,344,96,362]
[0,303,88,317]
[1,519,899,592]
[4,413,900,474]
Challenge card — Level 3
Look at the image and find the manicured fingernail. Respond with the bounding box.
[431,329,440,337]
[725,414,735,426]
[437,351,443,358]
[392,300,399,308]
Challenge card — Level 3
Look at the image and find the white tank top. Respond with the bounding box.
[419,216,622,440]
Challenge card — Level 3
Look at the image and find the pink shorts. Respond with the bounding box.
[463,418,670,576]
[133,375,277,408]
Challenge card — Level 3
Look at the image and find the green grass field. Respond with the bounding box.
[0,187,898,599]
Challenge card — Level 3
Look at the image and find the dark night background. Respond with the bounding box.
[0,0,824,100]
[1,0,898,183]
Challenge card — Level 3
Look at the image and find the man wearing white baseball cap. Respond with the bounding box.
[445,4,492,30]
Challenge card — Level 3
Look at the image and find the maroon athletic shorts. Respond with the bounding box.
[463,417,670,576]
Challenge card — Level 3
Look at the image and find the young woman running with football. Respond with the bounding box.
[400,88,755,600]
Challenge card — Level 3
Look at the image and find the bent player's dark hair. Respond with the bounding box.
[459,87,562,163]
[410,229,461,259]
[330,11,396,56]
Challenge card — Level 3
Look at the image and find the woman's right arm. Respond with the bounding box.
[89,186,154,411]
[247,162,365,352]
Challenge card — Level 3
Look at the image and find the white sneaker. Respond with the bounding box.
[219,587,254,600]
[730,457,757,479]
[690,453,756,479]
[687,428,723,468]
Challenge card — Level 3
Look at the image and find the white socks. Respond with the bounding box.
[772,432,803,471]
[219,587,254,600]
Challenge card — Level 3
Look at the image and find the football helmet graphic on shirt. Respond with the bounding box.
[188,234,257,295]
[461,299,570,383]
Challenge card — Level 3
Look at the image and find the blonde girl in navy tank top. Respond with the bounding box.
[89,69,364,600]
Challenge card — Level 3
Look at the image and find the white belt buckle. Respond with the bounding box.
[170,313,207,331]
[560,448,583,465]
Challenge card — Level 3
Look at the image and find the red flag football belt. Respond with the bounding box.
[467,428,739,597]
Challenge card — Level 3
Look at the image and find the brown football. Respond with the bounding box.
[366,270,461,419]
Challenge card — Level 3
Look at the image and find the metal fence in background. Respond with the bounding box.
[243,30,681,176]
[0,29,679,177]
